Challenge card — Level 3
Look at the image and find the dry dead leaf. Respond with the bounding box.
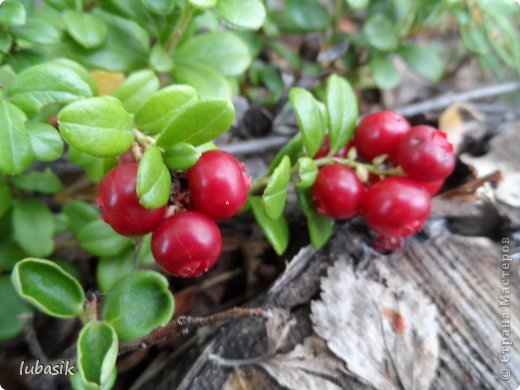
[90,70,125,95]
[223,369,255,390]
[265,307,297,353]
[259,337,345,390]
[460,120,520,207]
[311,260,439,390]
[438,103,484,153]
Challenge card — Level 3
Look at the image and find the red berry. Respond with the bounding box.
[151,211,222,277]
[422,179,444,195]
[118,149,136,165]
[363,177,431,239]
[314,135,353,159]
[398,125,455,182]
[354,111,410,161]
[97,164,167,236]
[188,150,251,220]
[312,164,364,220]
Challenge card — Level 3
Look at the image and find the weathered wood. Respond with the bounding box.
[136,226,519,390]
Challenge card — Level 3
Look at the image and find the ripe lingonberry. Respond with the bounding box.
[314,135,353,159]
[354,111,410,161]
[118,149,136,165]
[312,164,364,220]
[362,177,431,239]
[188,150,251,220]
[151,211,222,277]
[97,163,167,236]
[422,179,444,195]
[398,125,455,182]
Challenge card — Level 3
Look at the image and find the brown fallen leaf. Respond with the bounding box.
[265,307,297,353]
[311,260,439,390]
[438,103,484,153]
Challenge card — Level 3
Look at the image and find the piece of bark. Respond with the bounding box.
[137,226,519,390]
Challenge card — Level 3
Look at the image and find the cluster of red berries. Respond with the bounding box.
[97,150,251,277]
[311,110,455,250]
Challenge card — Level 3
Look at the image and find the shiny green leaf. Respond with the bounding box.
[11,17,60,45]
[77,219,133,257]
[137,147,171,208]
[12,258,84,318]
[216,0,265,30]
[398,44,444,82]
[363,14,398,51]
[172,61,232,99]
[13,199,54,257]
[149,44,174,73]
[250,196,289,255]
[63,10,107,49]
[141,0,175,14]
[113,69,159,113]
[0,0,26,26]
[163,143,201,170]
[296,186,334,250]
[62,200,99,236]
[262,155,290,220]
[296,157,317,188]
[370,53,401,90]
[280,0,330,33]
[189,0,216,8]
[26,121,64,162]
[97,249,135,293]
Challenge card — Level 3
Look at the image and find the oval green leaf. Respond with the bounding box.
[262,155,291,220]
[149,44,174,73]
[171,61,232,99]
[11,17,60,45]
[68,146,118,182]
[370,53,401,90]
[62,200,99,236]
[13,199,54,257]
[102,270,175,340]
[113,69,160,113]
[0,177,12,219]
[141,0,175,14]
[77,321,118,387]
[12,169,64,194]
[63,10,107,49]
[250,196,289,255]
[0,240,26,271]
[70,367,116,390]
[325,75,358,153]
[216,0,266,30]
[137,147,171,208]
[289,87,326,158]
[163,143,201,171]
[156,99,235,147]
[398,44,444,82]
[8,62,94,115]
[0,275,33,340]
[12,258,85,318]
[296,186,334,250]
[363,14,398,52]
[26,121,64,162]
[0,0,27,26]
[135,85,198,135]
[0,96,33,175]
[174,32,251,77]
[58,96,134,157]
[296,157,318,188]
[77,219,133,258]
[97,249,135,293]
[188,0,216,9]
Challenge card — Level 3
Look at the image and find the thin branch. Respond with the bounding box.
[119,307,266,355]
[21,313,48,362]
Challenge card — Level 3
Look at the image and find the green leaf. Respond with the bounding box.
[44,0,81,11]
[136,233,154,265]
[53,213,69,236]
[325,75,358,153]
[268,133,303,175]
[370,53,401,90]
[141,0,175,14]
[296,187,334,250]
[108,0,159,36]
[97,250,135,293]
[345,0,368,9]
[77,219,133,258]
[77,321,118,386]
[280,0,330,33]
[102,270,175,340]
[188,0,216,9]
[156,99,235,147]
[0,176,12,219]
[11,17,60,45]
[0,0,26,26]
[262,155,290,220]
[13,199,54,257]
[250,196,289,255]
[163,143,201,171]
[137,147,171,208]
[149,44,174,73]
[289,88,326,158]
[70,367,116,390]
[135,85,197,135]
[296,157,318,188]
[63,10,107,49]
[113,69,159,113]
[58,96,134,157]
[0,96,33,175]
[172,61,232,99]
[398,44,444,82]
[174,32,251,77]
[68,146,118,182]
[0,33,13,53]
[0,275,32,340]
[363,14,398,51]
[52,58,99,95]
[216,0,266,30]
[12,258,85,318]
[26,121,64,162]
[12,169,63,194]
[8,62,94,116]
[0,240,26,271]
[62,200,99,236]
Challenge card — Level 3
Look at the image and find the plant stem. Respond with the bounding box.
[118,307,266,355]
[133,129,156,149]
[166,5,195,53]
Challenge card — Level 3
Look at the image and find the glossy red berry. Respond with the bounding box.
[97,163,167,236]
[188,150,251,220]
[422,179,444,196]
[151,211,222,278]
[312,164,364,220]
[354,111,410,161]
[398,125,455,182]
[118,149,136,165]
[363,177,431,239]
[314,135,353,159]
